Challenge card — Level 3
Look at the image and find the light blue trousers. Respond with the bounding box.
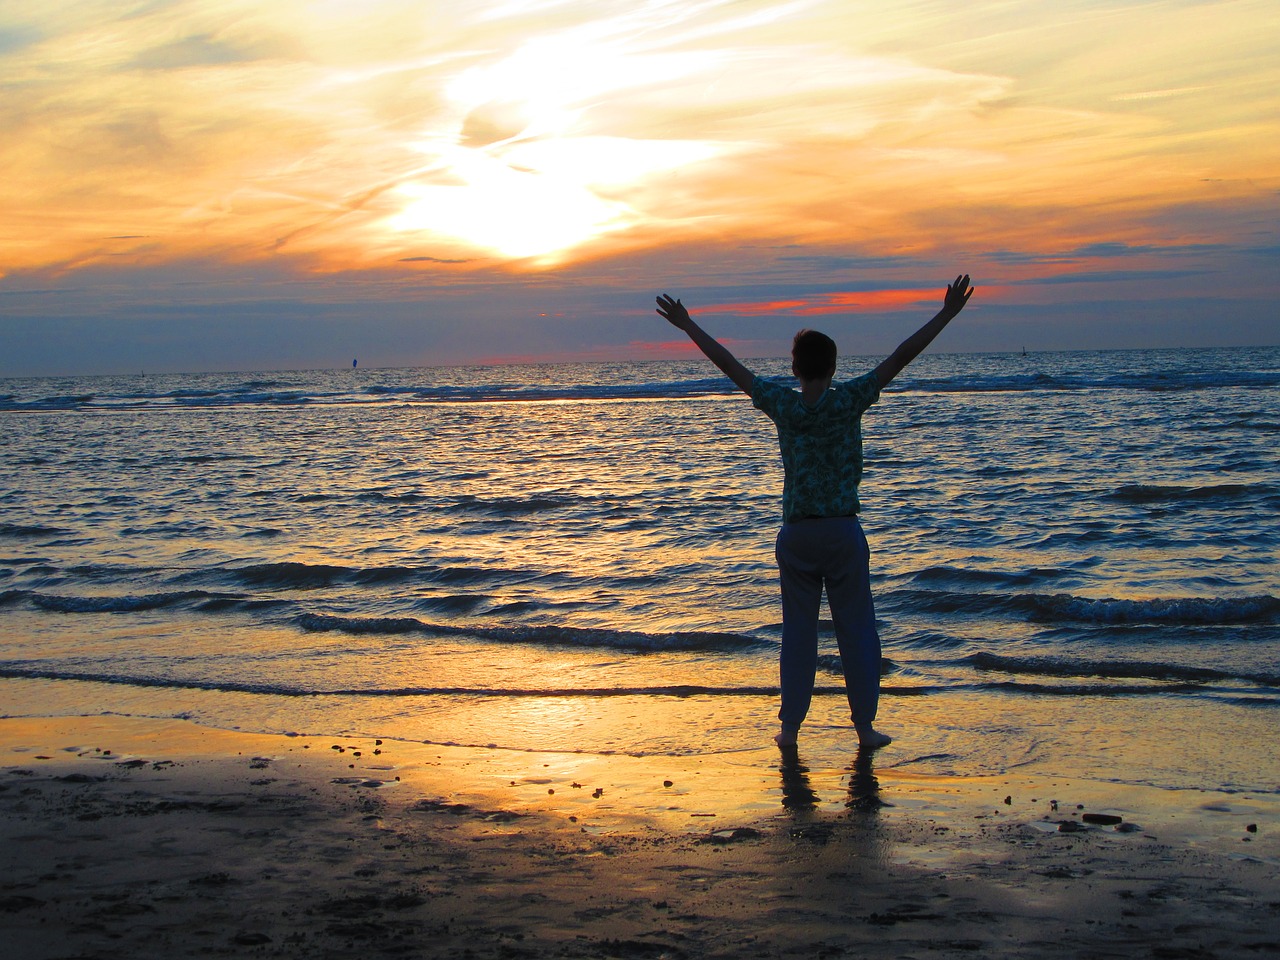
[775,516,881,729]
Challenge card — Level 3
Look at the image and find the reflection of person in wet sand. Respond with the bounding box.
[778,746,886,815]
[657,276,975,750]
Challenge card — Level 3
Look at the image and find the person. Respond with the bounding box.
[655,276,975,749]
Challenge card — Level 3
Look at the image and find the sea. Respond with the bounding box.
[2,346,1278,797]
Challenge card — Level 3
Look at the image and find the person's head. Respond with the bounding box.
[791,329,837,382]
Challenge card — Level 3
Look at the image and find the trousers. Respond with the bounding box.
[775,516,881,729]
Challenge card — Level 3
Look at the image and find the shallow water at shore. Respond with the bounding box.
[2,347,1278,795]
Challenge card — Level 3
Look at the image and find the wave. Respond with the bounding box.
[5,356,1274,413]
[0,376,738,412]
[908,565,1067,588]
[968,679,1215,696]
[966,652,1280,689]
[3,662,1271,704]
[884,588,1280,625]
[451,494,598,516]
[900,370,1280,395]
[1037,594,1280,625]
[0,523,70,539]
[0,588,269,614]
[295,612,766,653]
[0,663,778,698]
[8,576,1273,637]
[1109,482,1275,504]
[194,561,535,590]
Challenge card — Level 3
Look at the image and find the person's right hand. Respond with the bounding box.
[656,294,692,329]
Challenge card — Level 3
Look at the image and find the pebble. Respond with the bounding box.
[709,827,762,844]
[1082,813,1123,826]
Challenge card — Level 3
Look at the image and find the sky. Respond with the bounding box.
[1,0,1278,376]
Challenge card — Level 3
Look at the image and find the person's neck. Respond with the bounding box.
[799,375,832,407]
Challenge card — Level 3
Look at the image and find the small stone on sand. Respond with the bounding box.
[1082,813,1123,826]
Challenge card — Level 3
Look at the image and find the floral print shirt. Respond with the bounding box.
[751,372,881,522]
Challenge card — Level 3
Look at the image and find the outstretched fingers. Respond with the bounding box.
[945,274,975,314]
[655,293,689,325]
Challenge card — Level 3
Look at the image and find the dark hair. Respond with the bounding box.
[791,329,837,381]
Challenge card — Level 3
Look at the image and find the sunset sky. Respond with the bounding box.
[2,0,1277,375]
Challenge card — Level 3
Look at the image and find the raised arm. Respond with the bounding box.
[656,294,756,396]
[873,275,975,390]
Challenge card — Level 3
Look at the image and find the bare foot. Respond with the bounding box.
[856,725,892,749]
[774,725,798,748]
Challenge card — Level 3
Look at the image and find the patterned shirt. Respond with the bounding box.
[751,372,881,522]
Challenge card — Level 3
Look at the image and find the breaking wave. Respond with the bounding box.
[882,588,1280,625]
[294,612,766,653]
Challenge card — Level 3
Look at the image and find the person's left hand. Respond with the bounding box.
[942,275,975,318]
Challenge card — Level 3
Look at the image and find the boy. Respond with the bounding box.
[656,276,974,749]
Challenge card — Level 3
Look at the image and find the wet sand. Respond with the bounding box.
[3,715,1277,959]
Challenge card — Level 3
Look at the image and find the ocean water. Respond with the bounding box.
[2,347,1278,795]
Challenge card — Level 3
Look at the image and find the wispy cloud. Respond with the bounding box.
[699,288,937,316]
[1,0,1278,372]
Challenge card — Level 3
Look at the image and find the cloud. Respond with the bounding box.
[128,32,273,70]
[698,288,936,317]
[983,240,1227,265]
[1009,269,1208,286]
[1,0,1278,373]
[399,256,477,264]
[0,23,42,56]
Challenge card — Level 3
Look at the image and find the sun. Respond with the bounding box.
[383,35,723,263]
[387,142,638,262]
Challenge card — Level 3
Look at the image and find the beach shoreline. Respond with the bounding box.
[4,715,1276,959]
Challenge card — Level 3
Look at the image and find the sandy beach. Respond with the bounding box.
[3,715,1277,959]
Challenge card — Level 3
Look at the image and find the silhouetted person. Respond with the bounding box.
[656,276,974,749]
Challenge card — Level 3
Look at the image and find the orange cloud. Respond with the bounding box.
[6,0,1276,282]
[697,288,936,317]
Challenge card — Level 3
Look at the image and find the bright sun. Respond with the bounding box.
[388,142,637,262]
[385,35,722,262]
